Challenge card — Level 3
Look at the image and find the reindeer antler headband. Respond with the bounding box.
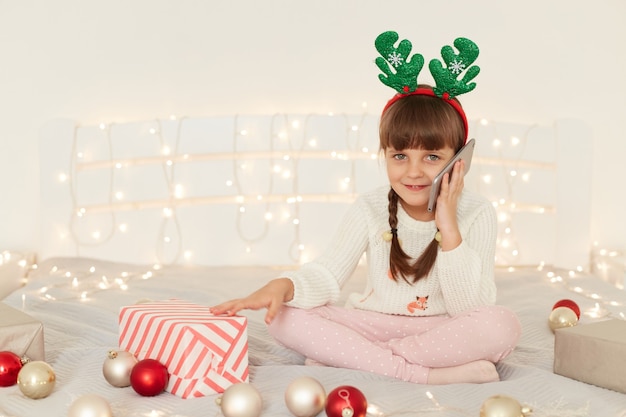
[375,31,480,141]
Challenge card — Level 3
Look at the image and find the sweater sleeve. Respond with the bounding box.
[281,198,370,309]
[435,198,498,316]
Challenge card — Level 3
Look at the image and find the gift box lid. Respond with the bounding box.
[555,319,626,342]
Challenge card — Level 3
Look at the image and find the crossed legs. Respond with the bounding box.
[267,304,521,384]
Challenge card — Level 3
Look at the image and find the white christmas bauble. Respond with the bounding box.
[68,394,114,417]
[102,350,138,387]
[219,383,263,417]
[284,376,326,417]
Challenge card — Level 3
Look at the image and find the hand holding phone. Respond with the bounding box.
[427,138,475,212]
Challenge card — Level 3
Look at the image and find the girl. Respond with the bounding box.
[211,87,521,385]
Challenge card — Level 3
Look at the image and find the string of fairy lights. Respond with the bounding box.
[66,114,553,265]
[67,113,379,265]
[4,249,624,323]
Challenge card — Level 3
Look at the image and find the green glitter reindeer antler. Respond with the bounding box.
[374,31,425,94]
[375,31,480,100]
[429,37,480,99]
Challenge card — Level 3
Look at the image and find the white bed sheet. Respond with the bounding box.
[1,257,625,417]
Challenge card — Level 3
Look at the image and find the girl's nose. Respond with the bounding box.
[407,161,424,177]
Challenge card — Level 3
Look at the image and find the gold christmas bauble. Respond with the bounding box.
[548,306,578,332]
[17,361,56,399]
[480,394,522,417]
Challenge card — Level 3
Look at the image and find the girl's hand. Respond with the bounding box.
[210,278,294,325]
[435,159,464,250]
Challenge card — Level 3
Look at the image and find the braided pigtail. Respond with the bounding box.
[411,236,439,282]
[388,188,413,283]
[387,188,439,284]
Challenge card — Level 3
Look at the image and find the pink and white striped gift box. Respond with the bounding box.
[119,299,248,398]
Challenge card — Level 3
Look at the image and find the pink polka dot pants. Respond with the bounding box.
[267,305,521,384]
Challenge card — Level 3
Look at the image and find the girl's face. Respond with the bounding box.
[385,145,456,220]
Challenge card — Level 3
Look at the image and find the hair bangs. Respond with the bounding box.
[379,94,465,153]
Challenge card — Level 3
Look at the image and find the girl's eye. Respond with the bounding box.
[393,154,407,161]
[426,154,440,162]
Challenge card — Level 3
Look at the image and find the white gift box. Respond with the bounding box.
[0,302,45,361]
[554,319,626,393]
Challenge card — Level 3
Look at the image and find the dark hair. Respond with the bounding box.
[379,87,466,283]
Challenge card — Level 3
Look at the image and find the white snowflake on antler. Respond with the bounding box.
[387,52,404,67]
[448,59,466,75]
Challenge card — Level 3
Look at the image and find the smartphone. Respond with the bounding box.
[427,138,476,212]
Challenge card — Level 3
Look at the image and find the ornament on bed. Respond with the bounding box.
[216,382,263,417]
[552,299,581,320]
[102,349,138,388]
[325,385,367,417]
[548,307,578,332]
[0,351,25,387]
[284,376,326,417]
[549,299,580,332]
[129,358,169,396]
[17,360,56,399]
[480,394,532,417]
[68,393,113,417]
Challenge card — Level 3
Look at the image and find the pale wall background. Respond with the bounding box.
[1,0,624,257]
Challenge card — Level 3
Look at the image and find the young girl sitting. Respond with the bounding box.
[211,31,521,385]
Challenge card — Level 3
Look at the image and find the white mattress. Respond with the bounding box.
[1,257,625,416]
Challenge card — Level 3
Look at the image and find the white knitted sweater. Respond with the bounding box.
[282,185,498,317]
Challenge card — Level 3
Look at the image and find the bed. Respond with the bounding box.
[2,114,626,416]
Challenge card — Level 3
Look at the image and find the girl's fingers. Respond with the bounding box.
[446,160,465,194]
[265,300,281,324]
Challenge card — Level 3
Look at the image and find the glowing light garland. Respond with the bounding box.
[60,114,569,268]
[68,114,379,265]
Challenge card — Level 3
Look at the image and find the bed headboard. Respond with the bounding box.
[39,115,592,269]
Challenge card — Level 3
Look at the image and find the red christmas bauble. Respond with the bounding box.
[0,351,23,387]
[552,299,581,319]
[325,385,367,417]
[130,358,169,396]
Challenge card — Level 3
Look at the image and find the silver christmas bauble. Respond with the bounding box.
[284,376,326,417]
[102,350,138,387]
[218,382,263,417]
